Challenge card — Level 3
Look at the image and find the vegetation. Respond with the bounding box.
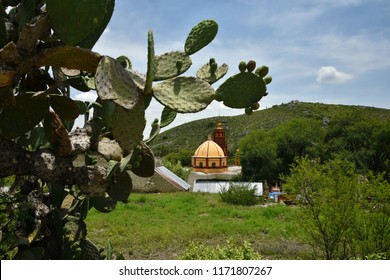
[180,239,262,260]
[162,159,191,181]
[239,113,390,184]
[151,101,390,157]
[219,183,259,206]
[0,0,271,259]
[85,192,309,260]
[284,157,390,259]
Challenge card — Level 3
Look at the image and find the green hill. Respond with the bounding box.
[150,101,390,157]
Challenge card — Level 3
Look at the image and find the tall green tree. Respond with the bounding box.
[272,118,326,176]
[239,129,280,183]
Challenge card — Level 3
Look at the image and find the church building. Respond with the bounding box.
[191,122,228,174]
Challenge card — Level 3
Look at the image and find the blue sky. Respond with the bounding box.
[73,0,390,135]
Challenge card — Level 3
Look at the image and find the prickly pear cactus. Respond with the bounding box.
[110,101,145,153]
[153,76,216,113]
[46,0,114,48]
[145,30,156,95]
[215,72,265,108]
[185,19,218,55]
[215,60,272,111]
[154,51,192,81]
[130,142,155,178]
[160,106,177,128]
[196,58,228,84]
[95,56,143,110]
[0,2,273,260]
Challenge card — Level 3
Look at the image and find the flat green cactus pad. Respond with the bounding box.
[130,142,155,178]
[196,62,228,84]
[160,106,177,128]
[145,118,160,145]
[107,170,132,202]
[154,51,192,81]
[49,95,80,121]
[46,0,114,48]
[0,95,49,139]
[185,19,218,55]
[89,195,117,213]
[216,72,266,108]
[95,56,143,110]
[153,77,215,113]
[111,100,145,153]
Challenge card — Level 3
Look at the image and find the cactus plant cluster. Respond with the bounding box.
[0,0,272,259]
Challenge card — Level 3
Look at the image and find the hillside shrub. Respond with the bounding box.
[220,183,258,206]
[284,157,390,259]
[180,239,262,260]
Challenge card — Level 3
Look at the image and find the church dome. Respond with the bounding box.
[193,139,225,157]
[192,135,228,174]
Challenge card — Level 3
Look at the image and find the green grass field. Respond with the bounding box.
[85,192,311,259]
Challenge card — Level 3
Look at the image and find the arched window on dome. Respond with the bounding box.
[199,162,203,167]
[211,162,216,168]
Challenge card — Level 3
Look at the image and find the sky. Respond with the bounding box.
[72,0,390,136]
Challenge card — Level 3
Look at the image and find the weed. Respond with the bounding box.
[220,183,258,206]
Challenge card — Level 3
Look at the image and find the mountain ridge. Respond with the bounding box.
[150,100,390,157]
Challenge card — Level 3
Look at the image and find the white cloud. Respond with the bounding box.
[316,66,354,83]
[73,91,97,102]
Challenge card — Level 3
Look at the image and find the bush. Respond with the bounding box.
[180,239,262,260]
[284,157,390,259]
[220,183,258,206]
[163,160,191,181]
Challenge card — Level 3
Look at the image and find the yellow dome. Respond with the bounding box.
[194,139,225,157]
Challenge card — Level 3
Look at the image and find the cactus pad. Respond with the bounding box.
[107,170,132,202]
[255,65,269,78]
[196,61,228,84]
[0,94,49,138]
[160,106,177,128]
[216,72,266,108]
[89,195,117,213]
[152,76,215,113]
[145,118,160,144]
[49,95,80,121]
[116,55,132,69]
[111,100,146,153]
[130,142,155,178]
[145,30,156,95]
[154,51,192,81]
[46,0,114,48]
[95,56,143,110]
[185,19,218,55]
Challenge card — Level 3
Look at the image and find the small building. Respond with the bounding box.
[191,136,228,174]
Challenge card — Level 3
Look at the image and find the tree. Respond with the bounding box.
[284,157,390,259]
[284,157,360,259]
[324,112,381,173]
[239,118,325,183]
[239,129,280,183]
[372,124,390,180]
[0,1,272,259]
[272,118,326,175]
